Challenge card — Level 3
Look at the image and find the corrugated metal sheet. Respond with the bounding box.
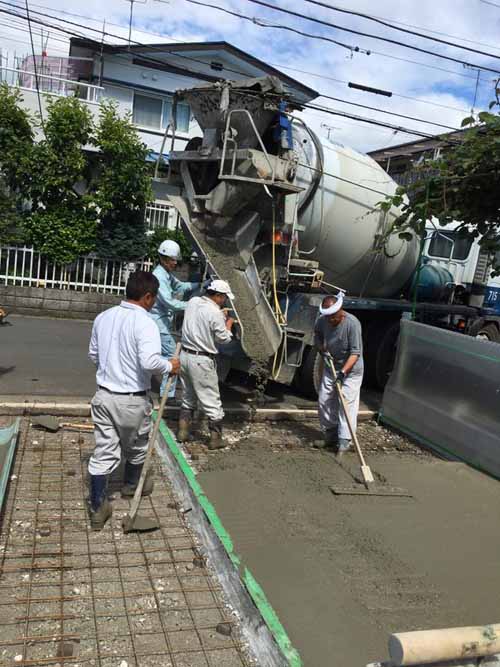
[0,418,20,512]
[380,320,500,478]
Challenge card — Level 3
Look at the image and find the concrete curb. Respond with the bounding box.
[0,401,376,421]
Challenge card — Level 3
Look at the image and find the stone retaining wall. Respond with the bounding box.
[0,285,120,320]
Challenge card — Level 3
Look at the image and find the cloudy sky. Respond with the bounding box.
[1,0,500,152]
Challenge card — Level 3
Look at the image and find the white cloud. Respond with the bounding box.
[1,0,499,151]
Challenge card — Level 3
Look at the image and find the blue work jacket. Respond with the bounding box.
[149,264,199,335]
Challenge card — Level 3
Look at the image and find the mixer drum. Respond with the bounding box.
[292,124,419,298]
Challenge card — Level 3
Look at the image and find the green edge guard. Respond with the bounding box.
[0,418,20,512]
[156,414,303,667]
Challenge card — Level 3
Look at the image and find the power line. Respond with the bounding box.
[11,0,496,86]
[238,0,500,75]
[318,94,459,131]
[299,101,451,140]
[0,3,251,77]
[183,0,368,55]
[0,4,468,142]
[330,2,500,54]
[6,0,186,42]
[298,0,500,61]
[24,0,44,133]
[0,17,69,45]
[2,0,489,116]
[271,62,471,113]
[183,0,500,84]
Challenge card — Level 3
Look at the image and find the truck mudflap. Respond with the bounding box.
[167,193,283,361]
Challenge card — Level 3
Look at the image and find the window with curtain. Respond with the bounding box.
[133,94,162,128]
[133,92,191,133]
[162,98,191,133]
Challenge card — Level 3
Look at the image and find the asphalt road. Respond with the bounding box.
[0,314,380,410]
[0,315,95,398]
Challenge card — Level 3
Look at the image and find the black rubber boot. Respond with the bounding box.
[89,474,112,531]
[314,429,338,450]
[177,409,193,443]
[121,461,154,498]
[208,420,224,450]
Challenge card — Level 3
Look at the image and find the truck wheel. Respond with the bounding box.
[364,321,400,390]
[476,323,500,342]
[295,346,322,398]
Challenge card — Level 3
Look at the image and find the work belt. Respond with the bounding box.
[181,346,215,358]
[98,386,147,396]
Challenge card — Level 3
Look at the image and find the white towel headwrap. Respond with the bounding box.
[319,292,344,316]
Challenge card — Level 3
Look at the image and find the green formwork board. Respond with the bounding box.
[0,419,20,512]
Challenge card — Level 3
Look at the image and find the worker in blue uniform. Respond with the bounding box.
[150,240,201,398]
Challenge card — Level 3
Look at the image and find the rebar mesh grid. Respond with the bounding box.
[0,420,252,667]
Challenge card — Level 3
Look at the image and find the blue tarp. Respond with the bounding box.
[146,151,169,163]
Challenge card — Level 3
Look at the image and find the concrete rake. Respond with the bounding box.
[122,343,181,533]
[322,353,411,498]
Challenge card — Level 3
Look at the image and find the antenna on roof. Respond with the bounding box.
[123,0,148,48]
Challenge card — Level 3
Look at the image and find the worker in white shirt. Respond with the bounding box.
[149,240,201,399]
[177,279,235,449]
[88,270,180,531]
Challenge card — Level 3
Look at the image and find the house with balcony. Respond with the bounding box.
[4,39,317,157]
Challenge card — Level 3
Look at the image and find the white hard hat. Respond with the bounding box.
[207,279,235,300]
[158,240,181,259]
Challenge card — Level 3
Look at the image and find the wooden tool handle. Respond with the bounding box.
[389,624,500,666]
[128,343,181,521]
[324,354,369,469]
[60,422,94,431]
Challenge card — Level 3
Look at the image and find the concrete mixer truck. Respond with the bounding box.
[153,76,488,395]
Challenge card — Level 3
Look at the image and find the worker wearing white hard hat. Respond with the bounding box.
[177,279,235,449]
[149,239,201,398]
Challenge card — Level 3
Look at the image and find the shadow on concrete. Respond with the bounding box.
[0,366,15,378]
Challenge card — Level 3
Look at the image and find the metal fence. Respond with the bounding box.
[0,245,154,294]
[145,201,178,230]
[0,198,181,293]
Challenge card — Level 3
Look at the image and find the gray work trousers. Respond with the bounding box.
[88,388,153,476]
[318,369,363,440]
[180,351,224,421]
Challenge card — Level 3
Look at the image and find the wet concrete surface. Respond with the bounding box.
[196,421,500,666]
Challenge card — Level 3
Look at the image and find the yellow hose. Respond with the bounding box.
[271,197,286,379]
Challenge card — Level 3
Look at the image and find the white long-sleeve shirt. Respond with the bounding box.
[181,296,232,354]
[89,301,172,392]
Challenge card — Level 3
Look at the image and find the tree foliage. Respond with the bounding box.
[22,96,98,263]
[147,226,192,260]
[93,102,152,260]
[380,96,500,273]
[0,84,34,243]
[0,88,154,263]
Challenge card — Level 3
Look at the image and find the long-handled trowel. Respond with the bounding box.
[323,353,411,498]
[122,343,181,533]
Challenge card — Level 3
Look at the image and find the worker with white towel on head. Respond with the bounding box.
[314,292,364,454]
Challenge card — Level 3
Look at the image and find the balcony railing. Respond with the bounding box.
[0,66,104,104]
